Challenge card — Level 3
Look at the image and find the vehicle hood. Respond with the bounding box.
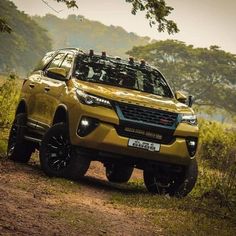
[75,80,193,114]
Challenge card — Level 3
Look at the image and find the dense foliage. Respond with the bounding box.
[0,76,20,127]
[198,119,236,205]
[0,75,21,153]
[0,0,52,74]
[125,0,178,34]
[0,18,11,33]
[33,14,151,57]
[127,40,236,113]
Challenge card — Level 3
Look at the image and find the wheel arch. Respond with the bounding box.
[52,104,69,125]
[15,100,27,115]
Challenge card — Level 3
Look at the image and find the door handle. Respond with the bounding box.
[29,83,35,88]
[44,86,50,92]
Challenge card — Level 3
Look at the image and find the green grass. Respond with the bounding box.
[0,139,7,155]
[46,177,81,194]
[110,171,236,235]
[110,191,236,235]
[50,208,94,228]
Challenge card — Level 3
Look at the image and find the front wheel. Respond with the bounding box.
[39,123,90,180]
[143,159,198,197]
[7,113,35,163]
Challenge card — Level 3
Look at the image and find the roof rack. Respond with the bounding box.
[57,47,80,51]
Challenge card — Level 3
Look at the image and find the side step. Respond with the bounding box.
[24,135,42,143]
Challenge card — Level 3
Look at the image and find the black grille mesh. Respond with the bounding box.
[117,103,178,127]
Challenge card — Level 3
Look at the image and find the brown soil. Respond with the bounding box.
[0,156,161,236]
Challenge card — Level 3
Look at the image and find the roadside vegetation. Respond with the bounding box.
[0,74,21,153]
[128,40,236,114]
[111,119,236,235]
[0,75,235,234]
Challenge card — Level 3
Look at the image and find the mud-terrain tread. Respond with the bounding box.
[7,113,35,163]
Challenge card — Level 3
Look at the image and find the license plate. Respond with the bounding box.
[128,139,160,152]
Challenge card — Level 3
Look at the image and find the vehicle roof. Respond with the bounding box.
[52,47,159,73]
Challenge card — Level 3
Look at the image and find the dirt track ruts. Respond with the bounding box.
[0,157,161,236]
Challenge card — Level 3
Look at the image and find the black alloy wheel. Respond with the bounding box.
[143,159,198,197]
[40,123,90,180]
[46,133,72,171]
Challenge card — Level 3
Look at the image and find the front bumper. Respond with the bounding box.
[70,120,198,166]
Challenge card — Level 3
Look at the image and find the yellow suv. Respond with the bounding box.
[8,48,199,197]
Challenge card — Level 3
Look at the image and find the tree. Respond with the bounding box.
[0,18,12,33]
[0,0,178,34]
[126,0,178,34]
[0,0,52,73]
[127,40,236,114]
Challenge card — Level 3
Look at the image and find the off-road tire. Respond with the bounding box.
[106,164,133,183]
[39,123,90,180]
[7,113,35,163]
[143,159,198,197]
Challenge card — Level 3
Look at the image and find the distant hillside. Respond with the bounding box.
[33,14,152,57]
[0,0,51,74]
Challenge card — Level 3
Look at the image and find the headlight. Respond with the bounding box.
[76,89,112,108]
[181,114,197,125]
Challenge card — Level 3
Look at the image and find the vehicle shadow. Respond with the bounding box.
[79,175,147,194]
[1,157,147,195]
[29,159,148,195]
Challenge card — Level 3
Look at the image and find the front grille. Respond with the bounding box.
[116,102,178,127]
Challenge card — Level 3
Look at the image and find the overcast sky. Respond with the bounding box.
[11,0,236,54]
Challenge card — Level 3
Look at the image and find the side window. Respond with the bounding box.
[47,53,65,69]
[60,54,74,74]
[34,51,55,71]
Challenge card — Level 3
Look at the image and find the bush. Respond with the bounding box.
[0,74,20,127]
[0,74,21,154]
[198,119,236,207]
[199,119,236,168]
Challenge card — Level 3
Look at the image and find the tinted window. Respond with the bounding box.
[34,51,55,71]
[47,53,65,69]
[60,54,74,74]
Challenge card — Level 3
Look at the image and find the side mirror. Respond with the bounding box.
[175,91,187,104]
[46,67,67,81]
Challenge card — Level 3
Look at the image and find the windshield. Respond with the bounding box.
[74,55,173,98]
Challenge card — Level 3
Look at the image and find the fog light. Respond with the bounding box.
[186,138,198,158]
[81,119,89,126]
[77,117,99,137]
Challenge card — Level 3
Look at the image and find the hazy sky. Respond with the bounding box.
[11,0,236,54]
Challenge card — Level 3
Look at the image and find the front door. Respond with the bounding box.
[39,52,74,126]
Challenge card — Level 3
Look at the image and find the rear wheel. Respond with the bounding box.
[143,159,198,197]
[106,163,133,183]
[7,113,35,163]
[39,123,90,180]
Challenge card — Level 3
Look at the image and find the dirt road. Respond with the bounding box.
[0,156,160,236]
